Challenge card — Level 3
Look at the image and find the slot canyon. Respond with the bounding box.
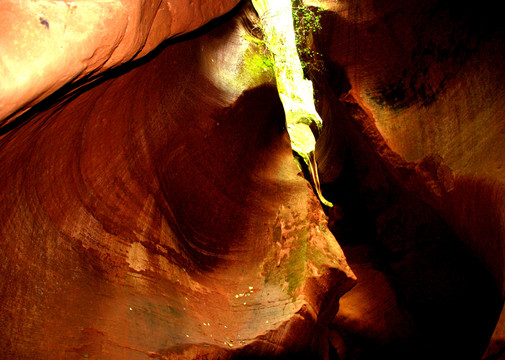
[1,0,504,359]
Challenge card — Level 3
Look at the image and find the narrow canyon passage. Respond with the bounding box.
[1,0,505,359]
[321,117,501,359]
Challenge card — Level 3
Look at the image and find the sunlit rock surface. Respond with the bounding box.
[0,0,240,124]
[0,3,356,359]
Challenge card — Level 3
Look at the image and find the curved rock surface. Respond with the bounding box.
[0,0,240,124]
[0,3,355,359]
[3,0,505,359]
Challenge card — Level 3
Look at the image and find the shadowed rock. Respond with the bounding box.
[312,0,505,358]
[3,0,505,358]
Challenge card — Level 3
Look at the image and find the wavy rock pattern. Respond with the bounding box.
[3,0,505,359]
[313,0,505,358]
[0,3,355,359]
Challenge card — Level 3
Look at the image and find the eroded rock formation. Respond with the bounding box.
[0,0,243,123]
[0,2,355,359]
[1,0,505,359]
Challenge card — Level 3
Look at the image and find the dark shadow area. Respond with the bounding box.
[320,124,501,360]
[157,84,286,270]
[2,0,503,358]
[309,8,504,352]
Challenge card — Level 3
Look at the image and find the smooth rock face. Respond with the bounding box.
[318,0,505,286]
[0,3,355,359]
[0,0,241,125]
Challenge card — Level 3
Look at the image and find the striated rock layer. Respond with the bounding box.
[0,3,356,359]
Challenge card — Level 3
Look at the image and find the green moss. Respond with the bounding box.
[242,33,267,47]
[243,47,274,75]
[291,3,325,74]
[285,224,309,299]
[261,214,334,302]
[209,33,275,94]
[222,36,275,92]
[261,218,309,301]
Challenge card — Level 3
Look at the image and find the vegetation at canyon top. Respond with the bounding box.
[250,0,332,207]
[291,0,325,74]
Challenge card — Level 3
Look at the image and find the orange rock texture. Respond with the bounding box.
[0,2,355,359]
[2,0,505,359]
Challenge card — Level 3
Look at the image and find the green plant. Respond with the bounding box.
[291,2,325,75]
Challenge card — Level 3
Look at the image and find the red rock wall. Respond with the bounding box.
[0,0,241,124]
[2,0,505,358]
[0,3,355,358]
[318,0,505,284]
